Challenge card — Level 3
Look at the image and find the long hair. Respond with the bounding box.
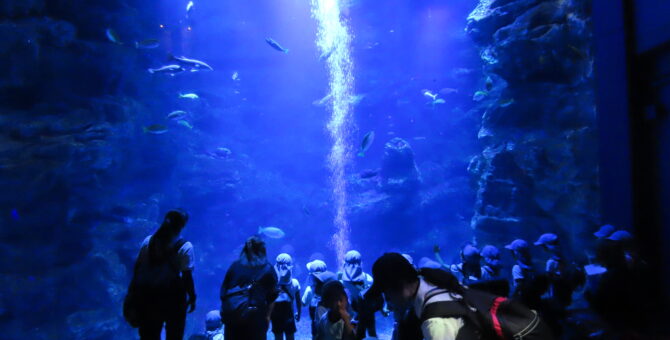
[239,236,268,267]
[148,209,189,263]
[418,267,465,296]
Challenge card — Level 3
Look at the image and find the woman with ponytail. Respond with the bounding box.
[131,209,196,340]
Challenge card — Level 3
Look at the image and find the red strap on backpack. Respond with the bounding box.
[490,296,507,339]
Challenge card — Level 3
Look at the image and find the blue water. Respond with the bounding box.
[0,0,604,338]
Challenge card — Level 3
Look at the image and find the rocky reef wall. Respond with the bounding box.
[466,0,600,250]
[0,1,173,338]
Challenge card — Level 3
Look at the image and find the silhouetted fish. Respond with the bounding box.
[143,124,168,135]
[357,131,375,157]
[265,38,289,53]
[360,169,379,179]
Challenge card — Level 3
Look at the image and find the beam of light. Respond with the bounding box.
[311,0,355,267]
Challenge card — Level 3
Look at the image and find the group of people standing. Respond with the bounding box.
[218,241,380,340]
[123,210,650,340]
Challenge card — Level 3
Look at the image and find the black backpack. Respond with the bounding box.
[134,238,187,295]
[124,238,187,327]
[220,264,272,324]
[420,288,555,340]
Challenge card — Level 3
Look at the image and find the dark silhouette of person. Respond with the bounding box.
[220,236,279,340]
[132,209,196,340]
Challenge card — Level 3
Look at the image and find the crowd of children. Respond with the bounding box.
[127,211,653,340]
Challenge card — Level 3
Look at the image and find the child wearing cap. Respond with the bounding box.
[505,239,545,310]
[338,250,376,339]
[272,253,302,340]
[594,224,616,239]
[449,244,483,285]
[303,260,329,339]
[534,233,564,279]
[480,245,503,281]
[473,245,510,297]
[205,310,224,340]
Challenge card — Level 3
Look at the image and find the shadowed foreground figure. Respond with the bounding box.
[220,236,279,340]
[127,209,196,340]
[366,253,554,340]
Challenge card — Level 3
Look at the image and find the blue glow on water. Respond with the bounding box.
[311,0,355,267]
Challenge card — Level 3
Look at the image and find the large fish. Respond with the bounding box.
[148,64,185,76]
[170,55,214,71]
[258,226,285,239]
[179,93,199,100]
[167,110,188,120]
[357,131,375,157]
[265,38,289,53]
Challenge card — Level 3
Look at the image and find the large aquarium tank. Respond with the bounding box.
[4,0,667,339]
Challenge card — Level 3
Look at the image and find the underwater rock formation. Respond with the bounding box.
[379,137,422,194]
[466,0,599,248]
[0,2,184,338]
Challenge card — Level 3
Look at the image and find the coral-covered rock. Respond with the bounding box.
[379,138,421,194]
[468,0,599,247]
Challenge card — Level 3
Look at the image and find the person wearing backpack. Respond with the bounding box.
[302,260,329,339]
[338,250,376,340]
[271,253,302,340]
[366,252,554,340]
[126,209,196,340]
[220,236,279,340]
